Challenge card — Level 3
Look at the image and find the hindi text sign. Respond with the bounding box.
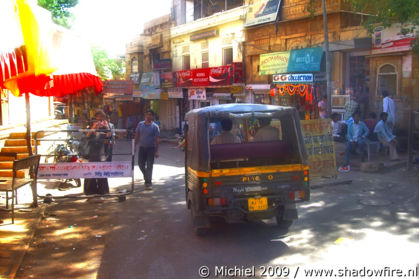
[300,119,337,177]
[38,161,132,179]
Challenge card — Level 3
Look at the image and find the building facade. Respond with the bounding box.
[171,1,247,110]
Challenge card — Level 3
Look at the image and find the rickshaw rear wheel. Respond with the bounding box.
[275,216,293,229]
[276,207,293,229]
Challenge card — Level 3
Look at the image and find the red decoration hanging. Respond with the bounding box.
[288,84,297,95]
[278,84,286,96]
[298,84,308,96]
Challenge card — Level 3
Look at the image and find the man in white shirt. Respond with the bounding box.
[374,112,399,160]
[382,90,395,131]
[211,119,241,145]
[255,118,279,142]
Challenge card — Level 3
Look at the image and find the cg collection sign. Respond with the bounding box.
[272,74,313,83]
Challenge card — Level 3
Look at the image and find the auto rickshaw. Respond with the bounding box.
[184,104,310,235]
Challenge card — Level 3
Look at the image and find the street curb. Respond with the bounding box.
[9,204,47,279]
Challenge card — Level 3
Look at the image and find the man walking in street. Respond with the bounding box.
[135,110,160,189]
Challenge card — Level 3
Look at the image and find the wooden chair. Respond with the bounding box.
[0,153,41,223]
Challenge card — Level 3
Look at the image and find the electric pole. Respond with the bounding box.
[322,0,332,116]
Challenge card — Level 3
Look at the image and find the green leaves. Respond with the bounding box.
[91,46,125,81]
[38,0,79,28]
[348,0,419,30]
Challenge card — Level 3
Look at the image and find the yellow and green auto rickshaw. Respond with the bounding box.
[184,104,310,235]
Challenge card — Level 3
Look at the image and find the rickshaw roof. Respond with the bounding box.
[186,103,296,118]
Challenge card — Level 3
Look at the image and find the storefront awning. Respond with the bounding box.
[259,47,323,75]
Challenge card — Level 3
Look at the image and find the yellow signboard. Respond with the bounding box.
[259,51,291,75]
[300,119,337,177]
[160,91,169,100]
[230,86,243,94]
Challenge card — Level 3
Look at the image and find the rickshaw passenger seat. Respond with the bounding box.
[210,141,292,163]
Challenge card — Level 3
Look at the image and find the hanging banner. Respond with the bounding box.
[244,0,282,27]
[188,88,206,100]
[300,119,337,177]
[260,47,323,75]
[38,162,132,179]
[273,73,313,83]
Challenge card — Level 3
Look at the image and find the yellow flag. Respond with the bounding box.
[4,0,55,96]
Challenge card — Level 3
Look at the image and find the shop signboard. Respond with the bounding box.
[102,80,133,95]
[300,119,337,177]
[153,59,172,71]
[372,23,418,55]
[142,89,161,99]
[38,162,132,179]
[259,51,290,75]
[168,88,183,98]
[260,47,323,75]
[141,72,161,99]
[188,88,206,100]
[287,47,323,73]
[272,73,313,83]
[190,30,218,41]
[160,91,169,100]
[160,72,174,88]
[213,93,232,100]
[244,0,282,27]
[230,85,243,94]
[175,63,243,87]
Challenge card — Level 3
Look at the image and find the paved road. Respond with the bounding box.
[16,142,419,278]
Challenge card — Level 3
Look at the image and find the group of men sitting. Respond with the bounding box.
[331,111,399,172]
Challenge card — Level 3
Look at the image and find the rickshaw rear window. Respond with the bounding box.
[209,114,302,168]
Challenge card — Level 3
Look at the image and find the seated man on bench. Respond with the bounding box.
[338,112,369,172]
[374,112,399,161]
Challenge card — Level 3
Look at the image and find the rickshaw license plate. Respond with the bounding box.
[248,197,268,211]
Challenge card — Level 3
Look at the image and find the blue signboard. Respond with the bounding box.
[287,47,324,73]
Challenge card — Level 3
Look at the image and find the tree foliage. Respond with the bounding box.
[348,0,419,32]
[347,0,419,53]
[92,46,125,81]
[38,0,79,28]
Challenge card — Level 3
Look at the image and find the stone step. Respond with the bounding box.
[0,155,16,162]
[0,162,13,169]
[8,132,45,139]
[17,153,30,160]
[4,139,39,146]
[0,153,30,162]
[1,147,34,153]
[0,170,25,178]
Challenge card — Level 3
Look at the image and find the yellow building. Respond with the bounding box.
[171,2,248,109]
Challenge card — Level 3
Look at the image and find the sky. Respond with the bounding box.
[72,0,172,58]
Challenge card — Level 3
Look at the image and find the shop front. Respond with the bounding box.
[174,62,244,110]
[259,47,324,119]
[368,23,419,130]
